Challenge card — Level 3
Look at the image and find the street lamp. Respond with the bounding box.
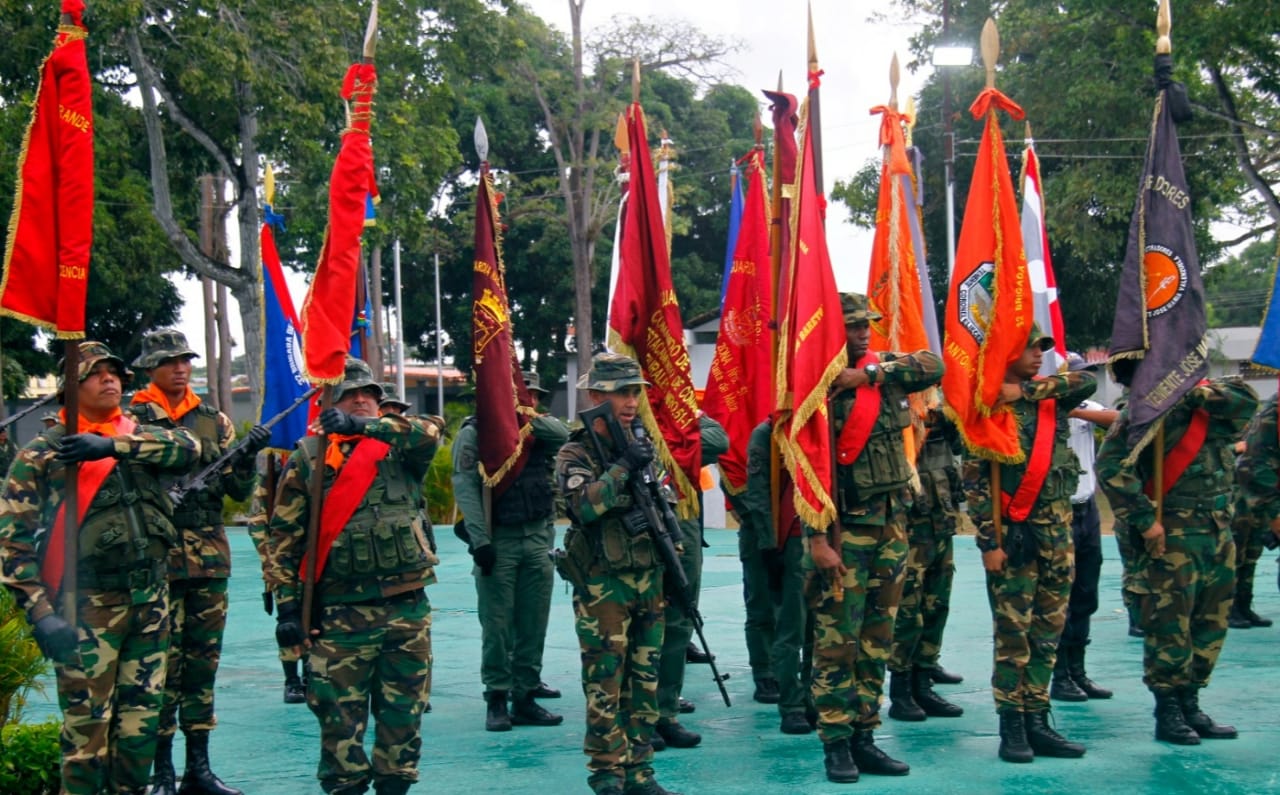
[932,42,973,279]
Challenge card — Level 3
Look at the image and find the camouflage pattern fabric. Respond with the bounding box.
[247,450,301,663]
[0,432,17,477]
[157,577,227,736]
[306,597,432,793]
[1232,396,1280,605]
[1097,377,1257,693]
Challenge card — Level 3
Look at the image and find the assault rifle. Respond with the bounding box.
[578,401,732,707]
[0,393,57,432]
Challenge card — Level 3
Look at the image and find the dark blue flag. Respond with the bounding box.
[720,165,746,306]
[1252,249,1280,371]
[260,219,311,450]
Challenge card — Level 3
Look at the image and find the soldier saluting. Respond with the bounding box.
[0,341,200,795]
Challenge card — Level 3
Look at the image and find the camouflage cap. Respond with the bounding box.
[57,341,132,394]
[133,328,199,369]
[40,411,59,425]
[378,383,410,409]
[337,356,383,401]
[841,292,883,325]
[1066,351,1097,372]
[576,352,649,392]
[1028,323,1055,352]
[523,370,549,395]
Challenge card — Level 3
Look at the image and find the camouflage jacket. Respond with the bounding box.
[964,372,1096,552]
[265,415,441,607]
[452,414,569,547]
[1097,377,1257,536]
[128,400,254,579]
[908,408,968,536]
[0,435,17,477]
[247,449,292,579]
[1236,395,1280,524]
[0,421,199,622]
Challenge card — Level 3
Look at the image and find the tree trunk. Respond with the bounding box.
[202,277,219,407]
[369,245,385,380]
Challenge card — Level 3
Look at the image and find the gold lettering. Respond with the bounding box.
[58,104,90,134]
[797,307,824,343]
[58,264,87,281]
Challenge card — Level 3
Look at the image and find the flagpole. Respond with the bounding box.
[767,72,785,545]
[980,17,1004,552]
[61,342,80,625]
[394,238,405,402]
[1151,0,1170,527]
[434,251,443,414]
[806,5,824,209]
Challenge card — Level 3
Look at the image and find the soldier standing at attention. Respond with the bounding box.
[267,357,443,795]
[555,352,678,795]
[128,329,270,795]
[807,292,942,783]
[886,406,965,722]
[453,370,567,731]
[0,425,17,475]
[0,341,199,795]
[379,385,411,417]
[1097,363,1256,745]
[1227,394,1279,629]
[965,329,1094,763]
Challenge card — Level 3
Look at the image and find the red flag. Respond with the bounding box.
[703,150,774,494]
[1020,142,1067,375]
[472,165,535,491]
[1,1,93,339]
[300,62,379,384]
[773,97,848,530]
[942,88,1033,463]
[608,102,702,517]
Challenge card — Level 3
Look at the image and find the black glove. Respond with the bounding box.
[619,437,655,471]
[243,424,272,454]
[32,613,79,663]
[473,544,497,576]
[320,408,372,436]
[55,433,116,463]
[262,591,275,616]
[275,601,306,648]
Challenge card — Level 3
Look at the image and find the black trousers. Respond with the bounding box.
[1061,496,1102,647]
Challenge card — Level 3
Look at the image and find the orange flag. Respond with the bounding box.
[942,88,1033,463]
[703,149,774,495]
[1,1,93,339]
[773,97,848,530]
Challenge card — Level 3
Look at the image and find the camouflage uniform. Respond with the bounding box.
[1229,395,1279,626]
[0,428,17,475]
[0,342,199,795]
[1097,378,1256,700]
[452,412,567,719]
[807,340,943,746]
[554,353,667,795]
[267,359,442,795]
[965,371,1094,714]
[246,451,304,681]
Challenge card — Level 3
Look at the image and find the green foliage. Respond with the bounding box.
[0,589,46,732]
[420,400,470,525]
[0,719,61,794]
[1205,238,1278,328]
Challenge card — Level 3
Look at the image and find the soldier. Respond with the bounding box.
[739,417,816,735]
[267,356,443,795]
[652,412,727,750]
[1097,364,1256,746]
[807,292,942,783]
[1050,352,1118,703]
[128,329,270,795]
[246,448,307,704]
[379,385,411,417]
[965,329,1094,763]
[1228,395,1279,629]
[0,425,16,476]
[886,406,965,722]
[452,370,567,732]
[42,410,60,429]
[0,341,199,795]
[554,352,679,795]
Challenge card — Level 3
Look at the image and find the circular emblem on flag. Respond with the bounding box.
[957,262,995,343]
[1143,244,1187,318]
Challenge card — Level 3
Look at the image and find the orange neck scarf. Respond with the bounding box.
[130,383,201,422]
[324,434,365,472]
[59,406,124,436]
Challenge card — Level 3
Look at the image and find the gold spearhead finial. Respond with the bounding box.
[753,113,763,147]
[777,70,783,92]
[614,113,628,156]
[264,163,276,206]
[889,52,900,111]
[362,0,378,61]
[632,58,641,104]
[981,18,999,89]
[1025,120,1033,144]
[1156,0,1171,54]
[807,3,819,73]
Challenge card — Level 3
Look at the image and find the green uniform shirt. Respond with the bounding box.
[1236,395,1280,525]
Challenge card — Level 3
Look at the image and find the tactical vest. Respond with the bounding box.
[298,436,432,587]
[44,426,175,589]
[833,382,914,505]
[131,401,225,529]
[461,417,556,526]
[912,428,960,516]
[1161,420,1236,514]
[1002,399,1081,508]
[561,430,658,575]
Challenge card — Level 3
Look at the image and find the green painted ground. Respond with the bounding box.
[26,528,1280,794]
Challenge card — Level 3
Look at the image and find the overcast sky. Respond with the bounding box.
[168,0,934,363]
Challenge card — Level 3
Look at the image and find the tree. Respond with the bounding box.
[1204,238,1277,328]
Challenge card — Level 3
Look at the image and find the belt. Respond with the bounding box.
[349,588,425,607]
[79,562,165,591]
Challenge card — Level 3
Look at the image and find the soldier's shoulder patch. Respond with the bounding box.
[565,474,587,491]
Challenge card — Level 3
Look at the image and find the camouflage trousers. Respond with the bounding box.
[739,547,776,683]
[475,529,555,699]
[888,527,955,674]
[158,577,227,736]
[1134,529,1235,693]
[771,535,813,715]
[55,586,170,795]
[808,518,908,743]
[573,568,664,794]
[984,516,1073,713]
[248,525,301,665]
[306,593,432,793]
[658,517,702,719]
[1231,511,1266,600]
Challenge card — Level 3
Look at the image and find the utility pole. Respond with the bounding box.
[198,175,220,408]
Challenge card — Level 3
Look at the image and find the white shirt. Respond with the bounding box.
[1069,399,1104,504]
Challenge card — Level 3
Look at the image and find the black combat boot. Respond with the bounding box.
[685,642,714,664]
[510,693,564,726]
[624,780,684,795]
[1024,711,1085,758]
[1067,645,1113,699]
[753,677,781,704]
[780,711,812,735]
[1049,648,1088,702]
[929,666,964,685]
[1153,691,1200,745]
[485,690,512,732]
[1228,599,1252,629]
[1235,583,1273,628]
[997,710,1033,763]
[913,668,963,717]
[150,733,178,795]
[849,730,910,775]
[887,670,926,721]
[372,779,411,795]
[178,731,243,795]
[1178,687,1237,739]
[283,659,306,704]
[655,719,701,748]
[822,740,859,783]
[530,681,562,699]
